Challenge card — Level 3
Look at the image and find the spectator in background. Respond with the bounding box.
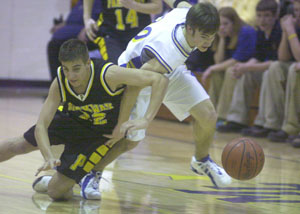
[243,0,300,141]
[83,0,162,64]
[217,0,281,133]
[47,0,101,80]
[201,7,257,126]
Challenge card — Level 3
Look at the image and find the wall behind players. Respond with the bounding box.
[0,0,70,81]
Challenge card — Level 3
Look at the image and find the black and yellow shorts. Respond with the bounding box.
[24,111,111,183]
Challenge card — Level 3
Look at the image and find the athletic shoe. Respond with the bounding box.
[79,171,102,200]
[191,156,231,188]
[32,175,52,193]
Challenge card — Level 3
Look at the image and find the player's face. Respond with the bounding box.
[219,16,233,37]
[185,25,215,51]
[256,11,276,32]
[192,30,216,52]
[61,59,91,89]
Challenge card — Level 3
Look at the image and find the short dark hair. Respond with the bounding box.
[185,2,220,34]
[256,0,278,15]
[58,39,89,63]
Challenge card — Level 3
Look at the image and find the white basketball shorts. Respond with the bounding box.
[127,65,210,141]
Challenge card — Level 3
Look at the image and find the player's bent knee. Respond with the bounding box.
[47,172,75,201]
[190,100,217,125]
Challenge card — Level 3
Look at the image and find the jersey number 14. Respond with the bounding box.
[115,9,138,30]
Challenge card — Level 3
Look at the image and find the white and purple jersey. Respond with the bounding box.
[118,8,193,76]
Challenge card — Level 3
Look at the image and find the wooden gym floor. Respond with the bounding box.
[0,90,300,214]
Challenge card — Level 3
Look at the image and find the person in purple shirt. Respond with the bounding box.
[216,0,282,133]
[201,7,257,125]
[47,0,102,80]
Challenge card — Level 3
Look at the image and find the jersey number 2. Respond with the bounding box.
[115,9,138,30]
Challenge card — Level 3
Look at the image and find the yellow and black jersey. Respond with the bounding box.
[97,0,152,44]
[56,58,125,133]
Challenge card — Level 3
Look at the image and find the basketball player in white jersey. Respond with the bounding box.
[115,0,232,188]
[82,0,231,191]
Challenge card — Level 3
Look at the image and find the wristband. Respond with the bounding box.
[173,0,189,8]
[288,33,297,41]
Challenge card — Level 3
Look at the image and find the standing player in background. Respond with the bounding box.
[84,0,232,191]
[83,0,162,63]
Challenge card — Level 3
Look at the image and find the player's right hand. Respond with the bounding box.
[36,158,61,176]
[84,19,99,41]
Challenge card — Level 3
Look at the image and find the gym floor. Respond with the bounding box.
[0,91,299,214]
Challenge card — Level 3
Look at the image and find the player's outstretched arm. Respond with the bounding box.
[163,0,191,9]
[106,65,169,133]
[34,79,61,175]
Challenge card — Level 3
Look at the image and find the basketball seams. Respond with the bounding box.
[248,140,258,178]
[237,140,246,180]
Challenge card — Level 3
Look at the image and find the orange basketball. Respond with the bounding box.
[221,137,265,180]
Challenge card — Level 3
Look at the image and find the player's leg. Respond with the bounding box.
[189,100,231,187]
[163,65,231,187]
[80,139,139,199]
[47,172,75,201]
[79,93,150,199]
[0,136,37,162]
[189,100,216,160]
[93,139,139,172]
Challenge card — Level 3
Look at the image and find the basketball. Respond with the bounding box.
[221,137,265,180]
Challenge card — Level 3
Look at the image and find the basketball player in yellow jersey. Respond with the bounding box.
[0,39,168,201]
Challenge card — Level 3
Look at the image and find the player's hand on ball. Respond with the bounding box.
[36,158,61,176]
